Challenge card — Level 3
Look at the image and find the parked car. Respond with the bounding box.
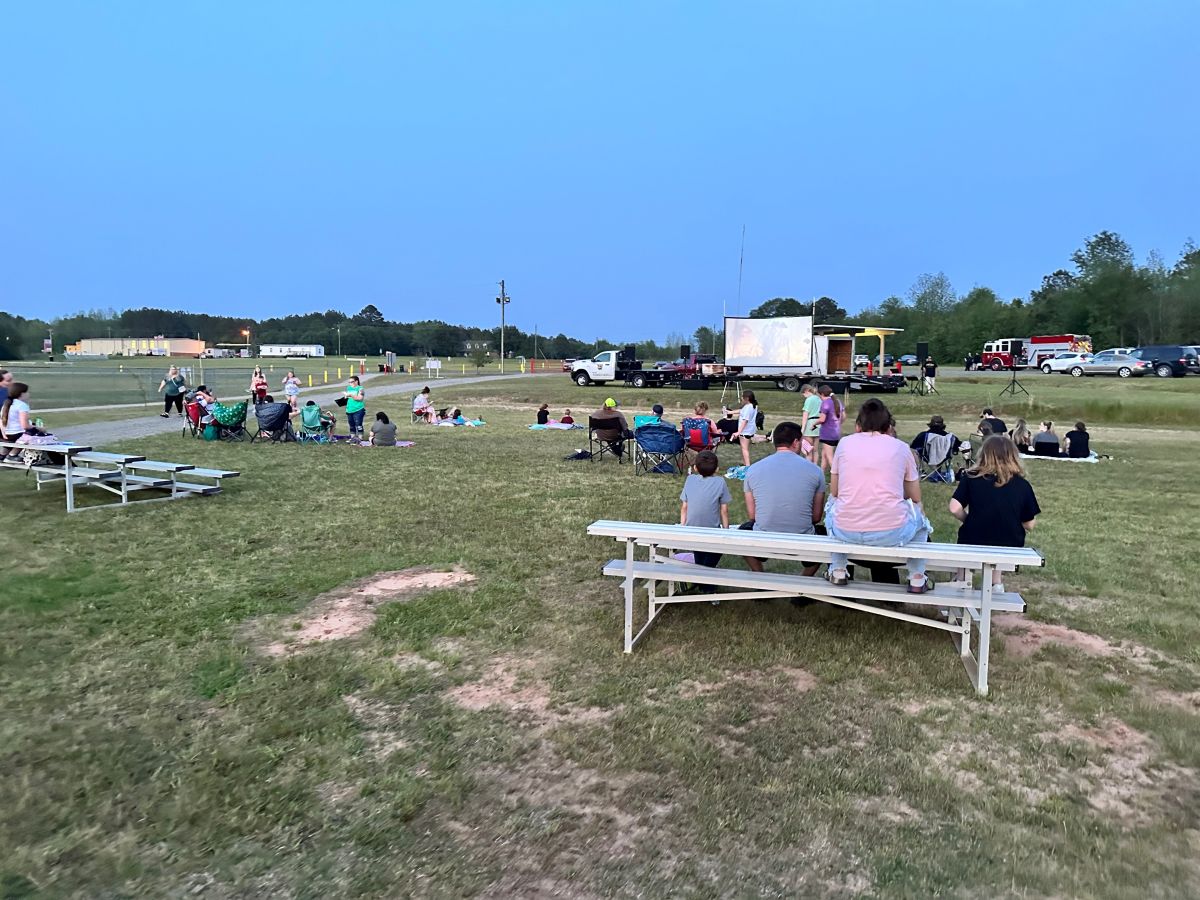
[1188,347,1200,373]
[1129,345,1197,378]
[1095,347,1135,356]
[1080,351,1147,378]
[899,354,919,365]
[561,358,576,372]
[853,354,870,367]
[1041,351,1093,374]
[652,361,672,370]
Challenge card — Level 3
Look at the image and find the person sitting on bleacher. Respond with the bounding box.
[825,398,934,594]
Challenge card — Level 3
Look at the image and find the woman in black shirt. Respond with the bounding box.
[949,435,1041,592]
[1064,421,1090,458]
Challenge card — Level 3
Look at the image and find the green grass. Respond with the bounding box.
[2,378,1199,897]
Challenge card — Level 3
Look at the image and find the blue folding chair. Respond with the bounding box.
[633,423,685,475]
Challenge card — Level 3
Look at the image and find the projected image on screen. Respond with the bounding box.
[725,316,813,367]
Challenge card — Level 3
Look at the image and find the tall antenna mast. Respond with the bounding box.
[736,224,746,315]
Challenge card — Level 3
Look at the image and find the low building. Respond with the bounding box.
[65,337,207,357]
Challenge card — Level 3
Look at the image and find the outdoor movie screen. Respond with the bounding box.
[724,316,813,367]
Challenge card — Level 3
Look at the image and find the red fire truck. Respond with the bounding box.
[980,334,1093,370]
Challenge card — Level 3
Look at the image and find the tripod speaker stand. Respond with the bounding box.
[999,365,1029,397]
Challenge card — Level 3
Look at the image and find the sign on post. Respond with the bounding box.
[424,358,443,379]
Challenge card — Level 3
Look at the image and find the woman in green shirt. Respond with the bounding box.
[344,376,366,439]
[158,365,188,418]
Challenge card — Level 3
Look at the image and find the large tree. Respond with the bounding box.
[749,297,806,318]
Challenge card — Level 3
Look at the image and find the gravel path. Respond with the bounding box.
[60,371,557,448]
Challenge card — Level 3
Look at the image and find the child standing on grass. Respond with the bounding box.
[949,435,1040,592]
[680,449,731,578]
[732,390,758,467]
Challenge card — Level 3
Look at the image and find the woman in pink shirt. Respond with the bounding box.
[825,398,933,593]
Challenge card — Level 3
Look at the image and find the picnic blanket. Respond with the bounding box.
[528,423,583,431]
[1020,452,1102,463]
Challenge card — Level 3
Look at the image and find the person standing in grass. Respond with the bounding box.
[816,384,843,475]
[344,376,366,439]
[282,370,302,411]
[949,435,1040,592]
[157,365,187,418]
[250,366,269,403]
[732,389,758,467]
[0,369,13,444]
[800,383,822,463]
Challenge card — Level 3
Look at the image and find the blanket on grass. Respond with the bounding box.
[528,423,583,431]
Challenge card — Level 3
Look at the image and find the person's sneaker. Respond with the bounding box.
[829,569,850,586]
[907,577,935,594]
[160,412,170,418]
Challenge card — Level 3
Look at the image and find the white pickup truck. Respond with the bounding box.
[570,351,620,386]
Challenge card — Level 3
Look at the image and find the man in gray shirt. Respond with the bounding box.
[742,420,826,574]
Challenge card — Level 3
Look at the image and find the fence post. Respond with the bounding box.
[324,370,328,384]
[308,374,313,387]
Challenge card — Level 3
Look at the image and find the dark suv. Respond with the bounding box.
[1130,345,1198,378]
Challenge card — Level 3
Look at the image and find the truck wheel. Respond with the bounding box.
[631,373,647,388]
[1041,364,1052,374]
[1070,366,1084,377]
[990,359,1004,371]
[574,372,591,386]
[1155,364,1173,378]
[781,376,802,393]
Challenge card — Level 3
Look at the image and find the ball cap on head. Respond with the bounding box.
[604,397,617,408]
[652,404,664,416]
[928,414,945,429]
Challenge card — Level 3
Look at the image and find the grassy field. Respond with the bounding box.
[2,376,1199,897]
[6,357,551,410]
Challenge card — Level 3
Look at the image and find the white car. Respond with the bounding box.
[1041,351,1093,374]
[853,354,870,367]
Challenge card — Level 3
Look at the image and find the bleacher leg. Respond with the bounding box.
[65,454,75,513]
[977,565,994,696]
[623,539,635,653]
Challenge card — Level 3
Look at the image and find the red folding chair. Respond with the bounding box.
[182,401,204,438]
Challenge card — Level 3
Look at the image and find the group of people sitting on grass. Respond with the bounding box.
[910,406,1095,462]
[677,398,1041,594]
[411,386,479,427]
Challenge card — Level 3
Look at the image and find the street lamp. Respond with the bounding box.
[241,329,251,356]
[495,279,510,374]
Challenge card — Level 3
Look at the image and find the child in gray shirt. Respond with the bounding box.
[680,450,731,571]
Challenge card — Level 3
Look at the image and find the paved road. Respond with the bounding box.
[60,371,558,448]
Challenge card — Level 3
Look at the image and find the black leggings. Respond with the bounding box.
[164,393,183,414]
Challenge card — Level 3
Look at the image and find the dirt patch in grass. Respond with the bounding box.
[994,613,1117,659]
[259,567,476,656]
[1049,719,1198,826]
[343,693,411,760]
[678,665,818,700]
[446,657,617,728]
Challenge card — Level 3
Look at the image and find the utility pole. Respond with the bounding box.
[47,327,53,354]
[337,325,342,357]
[495,280,510,374]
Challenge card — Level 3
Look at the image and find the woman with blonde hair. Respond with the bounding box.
[1009,418,1032,454]
[949,435,1040,588]
[157,365,187,417]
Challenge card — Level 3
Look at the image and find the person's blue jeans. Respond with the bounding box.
[825,499,931,579]
[347,409,365,433]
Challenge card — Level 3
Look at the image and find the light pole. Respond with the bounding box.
[337,325,342,357]
[495,280,510,374]
[241,329,251,356]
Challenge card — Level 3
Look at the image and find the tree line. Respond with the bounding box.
[3,231,1196,364]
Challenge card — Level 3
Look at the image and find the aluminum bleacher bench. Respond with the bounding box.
[588,519,1044,696]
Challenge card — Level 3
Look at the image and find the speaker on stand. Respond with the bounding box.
[999,338,1030,397]
[911,340,932,396]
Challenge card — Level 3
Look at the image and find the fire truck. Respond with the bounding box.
[980,334,1093,370]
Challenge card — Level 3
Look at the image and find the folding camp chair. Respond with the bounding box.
[588,416,628,463]
[210,401,249,442]
[633,423,685,476]
[182,401,204,439]
[914,431,960,482]
[680,417,716,453]
[298,404,335,443]
[251,402,297,443]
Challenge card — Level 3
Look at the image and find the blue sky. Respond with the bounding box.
[3,2,1197,342]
